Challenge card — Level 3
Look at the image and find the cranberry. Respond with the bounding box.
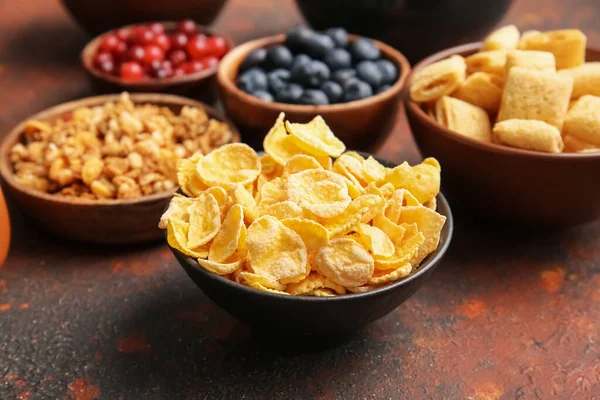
[186,34,209,60]
[115,28,131,41]
[152,60,174,79]
[133,26,155,45]
[94,52,114,66]
[98,60,116,75]
[120,62,145,81]
[112,40,128,60]
[170,32,188,50]
[206,36,228,59]
[143,45,165,64]
[168,49,187,66]
[126,45,145,63]
[180,61,204,74]
[201,56,219,70]
[99,34,120,53]
[154,34,171,52]
[177,19,197,36]
[148,22,165,35]
[174,67,186,77]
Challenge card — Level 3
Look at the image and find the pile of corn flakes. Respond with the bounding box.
[410,25,600,153]
[9,92,235,200]
[160,113,446,296]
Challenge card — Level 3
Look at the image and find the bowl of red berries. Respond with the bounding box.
[217,26,410,150]
[82,20,233,97]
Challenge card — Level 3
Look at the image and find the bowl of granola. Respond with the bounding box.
[0,92,239,244]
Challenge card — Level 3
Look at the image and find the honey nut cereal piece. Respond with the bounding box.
[282,154,323,177]
[483,25,520,51]
[397,206,446,266]
[286,116,346,157]
[519,29,586,70]
[197,143,260,188]
[492,119,564,153]
[435,96,492,142]
[386,159,440,205]
[281,218,329,252]
[357,223,395,258]
[559,63,600,99]
[451,72,503,113]
[286,272,347,295]
[497,67,573,130]
[187,192,221,248]
[208,204,244,263]
[563,134,599,153]
[177,152,207,197]
[368,262,412,286]
[562,95,600,146]
[247,281,291,295]
[238,271,287,291]
[167,219,209,259]
[465,50,507,76]
[81,158,104,186]
[198,257,243,276]
[230,184,259,224]
[410,55,466,102]
[287,169,351,219]
[246,216,308,284]
[518,30,541,49]
[90,179,116,199]
[505,50,556,73]
[316,238,374,288]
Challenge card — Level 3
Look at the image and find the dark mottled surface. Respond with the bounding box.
[1,0,600,399]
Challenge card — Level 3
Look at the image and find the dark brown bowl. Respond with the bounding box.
[81,22,234,100]
[404,43,600,227]
[216,34,411,151]
[0,93,240,245]
[61,0,227,35]
[169,154,453,337]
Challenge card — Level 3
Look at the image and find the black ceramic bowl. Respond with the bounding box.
[169,155,453,336]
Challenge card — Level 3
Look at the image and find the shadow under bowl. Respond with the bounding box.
[169,154,453,336]
[404,42,600,228]
[216,34,411,152]
[81,22,234,103]
[0,93,240,245]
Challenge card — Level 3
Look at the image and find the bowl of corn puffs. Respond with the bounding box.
[405,25,600,227]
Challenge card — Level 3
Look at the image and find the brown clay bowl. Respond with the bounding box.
[61,0,227,35]
[81,22,234,100]
[216,34,411,151]
[0,93,240,245]
[404,42,600,227]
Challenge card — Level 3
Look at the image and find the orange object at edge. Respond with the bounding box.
[0,186,10,266]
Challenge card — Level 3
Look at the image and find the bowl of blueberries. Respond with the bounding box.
[216,26,410,150]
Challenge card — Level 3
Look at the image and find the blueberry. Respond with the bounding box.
[291,54,312,70]
[298,89,330,106]
[323,48,352,71]
[305,34,335,59]
[265,45,293,70]
[325,27,349,48]
[291,60,330,87]
[350,38,380,61]
[376,84,392,94]
[252,90,274,102]
[331,68,356,86]
[320,81,343,104]
[286,26,315,53]
[343,78,373,102]
[275,83,303,104]
[376,60,398,85]
[237,67,268,93]
[267,68,291,93]
[356,60,383,89]
[239,48,267,72]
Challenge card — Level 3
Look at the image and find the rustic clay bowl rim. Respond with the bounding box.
[405,42,600,160]
[81,21,235,87]
[217,33,411,112]
[0,93,240,207]
[170,153,454,301]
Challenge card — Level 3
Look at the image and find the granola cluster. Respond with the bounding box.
[9,93,235,200]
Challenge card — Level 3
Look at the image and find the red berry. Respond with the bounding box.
[126,45,145,63]
[152,60,174,79]
[99,34,120,53]
[148,22,165,35]
[133,26,155,45]
[170,32,188,50]
[168,49,187,66]
[206,36,228,59]
[115,28,131,41]
[120,62,145,81]
[174,67,186,77]
[112,40,128,60]
[94,52,114,66]
[180,61,203,74]
[177,19,197,36]
[143,45,165,64]
[201,56,219,70]
[98,60,116,75]
[154,34,171,52]
[186,34,209,60]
